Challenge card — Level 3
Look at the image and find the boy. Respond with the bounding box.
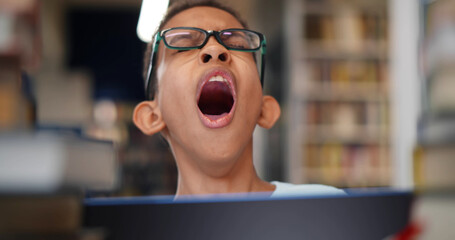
[133,0,343,197]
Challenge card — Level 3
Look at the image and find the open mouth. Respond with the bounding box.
[198,76,234,116]
[197,72,236,128]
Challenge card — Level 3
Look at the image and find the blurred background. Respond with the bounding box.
[1,0,455,238]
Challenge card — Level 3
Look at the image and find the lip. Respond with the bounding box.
[196,67,237,128]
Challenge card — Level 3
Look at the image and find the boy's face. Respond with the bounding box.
[142,7,269,165]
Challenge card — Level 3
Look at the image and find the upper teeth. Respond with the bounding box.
[208,75,227,83]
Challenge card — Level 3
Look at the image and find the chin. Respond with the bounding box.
[198,138,250,164]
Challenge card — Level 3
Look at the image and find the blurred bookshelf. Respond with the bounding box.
[0,2,114,239]
[285,0,391,188]
[0,0,39,132]
[33,1,178,198]
[413,1,455,236]
[0,1,157,239]
[414,0,455,192]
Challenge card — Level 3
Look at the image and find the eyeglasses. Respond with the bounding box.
[159,27,265,51]
[145,27,267,99]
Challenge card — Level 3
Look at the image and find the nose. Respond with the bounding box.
[198,37,231,64]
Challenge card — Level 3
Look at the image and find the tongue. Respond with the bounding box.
[198,81,234,115]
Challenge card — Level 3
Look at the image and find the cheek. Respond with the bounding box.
[156,64,196,125]
[234,56,263,120]
[234,54,262,91]
[158,72,184,111]
[156,51,198,98]
[234,53,260,81]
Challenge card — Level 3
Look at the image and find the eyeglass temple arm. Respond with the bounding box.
[260,39,267,87]
[145,34,161,99]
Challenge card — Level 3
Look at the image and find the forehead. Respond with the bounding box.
[163,6,244,31]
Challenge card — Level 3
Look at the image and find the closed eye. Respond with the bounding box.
[229,44,248,49]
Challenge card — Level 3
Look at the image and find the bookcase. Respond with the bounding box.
[414,0,455,191]
[285,0,391,187]
[0,1,40,131]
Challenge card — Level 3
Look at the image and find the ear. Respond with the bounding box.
[257,95,281,129]
[133,101,166,135]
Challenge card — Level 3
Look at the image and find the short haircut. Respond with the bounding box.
[143,0,249,99]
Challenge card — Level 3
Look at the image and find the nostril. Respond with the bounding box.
[218,53,227,61]
[202,54,212,63]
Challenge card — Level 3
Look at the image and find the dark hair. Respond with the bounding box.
[143,0,249,99]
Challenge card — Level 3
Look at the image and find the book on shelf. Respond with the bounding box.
[0,57,35,131]
[422,0,455,115]
[0,193,104,240]
[0,194,81,235]
[0,132,118,193]
[428,66,455,113]
[0,0,40,69]
[303,4,387,52]
[304,59,385,84]
[0,0,40,132]
[414,144,455,191]
[303,143,390,187]
[304,101,387,130]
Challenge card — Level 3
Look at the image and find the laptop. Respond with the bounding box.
[84,190,413,240]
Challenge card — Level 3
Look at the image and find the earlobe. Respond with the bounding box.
[257,96,281,129]
[133,101,166,135]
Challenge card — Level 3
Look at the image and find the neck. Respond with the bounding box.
[170,140,275,197]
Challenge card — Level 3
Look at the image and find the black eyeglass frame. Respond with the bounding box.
[144,27,267,100]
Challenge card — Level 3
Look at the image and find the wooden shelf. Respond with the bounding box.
[303,167,391,188]
[302,41,388,60]
[298,83,389,102]
[303,0,388,16]
[303,124,389,144]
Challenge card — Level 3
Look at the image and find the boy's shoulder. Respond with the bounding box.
[270,181,346,198]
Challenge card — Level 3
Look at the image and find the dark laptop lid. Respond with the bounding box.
[84,190,413,240]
